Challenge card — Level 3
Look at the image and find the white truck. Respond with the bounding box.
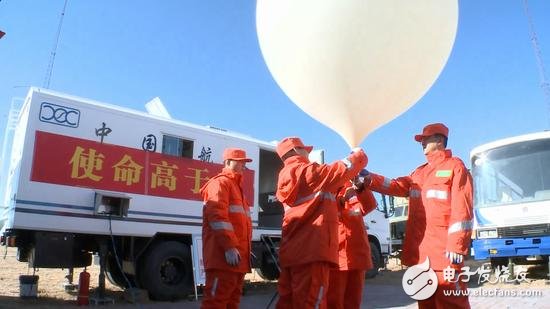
[0,87,390,300]
[364,193,392,278]
[0,87,285,300]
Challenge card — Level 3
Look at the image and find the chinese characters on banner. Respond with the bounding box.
[31,131,255,202]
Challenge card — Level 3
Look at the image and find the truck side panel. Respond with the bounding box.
[9,90,267,237]
[2,88,283,300]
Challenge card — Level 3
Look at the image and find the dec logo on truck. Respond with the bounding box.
[39,102,80,128]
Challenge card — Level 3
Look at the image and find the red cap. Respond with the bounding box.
[223,148,252,162]
[414,123,449,142]
[276,137,313,158]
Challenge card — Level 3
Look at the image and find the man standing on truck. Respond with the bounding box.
[327,171,377,309]
[200,148,253,309]
[365,123,473,308]
[275,137,368,309]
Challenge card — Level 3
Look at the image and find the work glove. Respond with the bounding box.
[446,251,464,264]
[351,170,367,192]
[356,169,371,187]
[358,169,370,180]
[225,248,241,266]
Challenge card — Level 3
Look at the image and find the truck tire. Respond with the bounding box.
[105,253,127,288]
[139,241,193,301]
[490,257,508,269]
[366,241,381,279]
[257,252,279,280]
[105,252,137,288]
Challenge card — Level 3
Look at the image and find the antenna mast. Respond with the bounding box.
[523,0,550,127]
[43,0,69,89]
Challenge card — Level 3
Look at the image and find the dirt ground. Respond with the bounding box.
[0,246,291,308]
[1,246,549,308]
[0,246,404,308]
[0,246,126,308]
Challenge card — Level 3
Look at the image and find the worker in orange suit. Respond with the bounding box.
[327,171,378,309]
[275,137,368,309]
[200,148,253,309]
[365,123,473,309]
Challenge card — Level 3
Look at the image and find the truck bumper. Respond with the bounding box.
[473,236,550,260]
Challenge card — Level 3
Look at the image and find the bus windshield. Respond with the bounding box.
[471,138,550,208]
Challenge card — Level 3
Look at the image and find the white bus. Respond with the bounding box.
[470,131,550,267]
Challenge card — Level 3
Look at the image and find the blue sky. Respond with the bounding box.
[1,1,549,179]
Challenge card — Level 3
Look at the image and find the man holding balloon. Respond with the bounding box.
[274,137,368,309]
[365,123,473,308]
[256,1,462,307]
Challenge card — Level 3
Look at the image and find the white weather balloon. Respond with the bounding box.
[256,0,458,147]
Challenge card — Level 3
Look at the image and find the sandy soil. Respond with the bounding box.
[0,246,126,308]
[0,246,287,308]
[1,247,548,308]
[0,247,405,308]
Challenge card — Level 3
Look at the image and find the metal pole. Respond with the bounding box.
[43,0,69,89]
[523,0,550,127]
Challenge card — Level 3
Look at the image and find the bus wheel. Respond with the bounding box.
[139,241,193,301]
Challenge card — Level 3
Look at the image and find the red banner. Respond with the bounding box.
[31,131,255,202]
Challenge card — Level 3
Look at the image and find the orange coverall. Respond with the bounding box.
[200,168,252,309]
[276,150,368,309]
[368,149,473,309]
[327,181,377,309]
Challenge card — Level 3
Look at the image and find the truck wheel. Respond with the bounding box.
[366,242,381,279]
[105,253,127,288]
[139,241,193,301]
[105,252,137,288]
[490,257,508,269]
[257,252,279,280]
